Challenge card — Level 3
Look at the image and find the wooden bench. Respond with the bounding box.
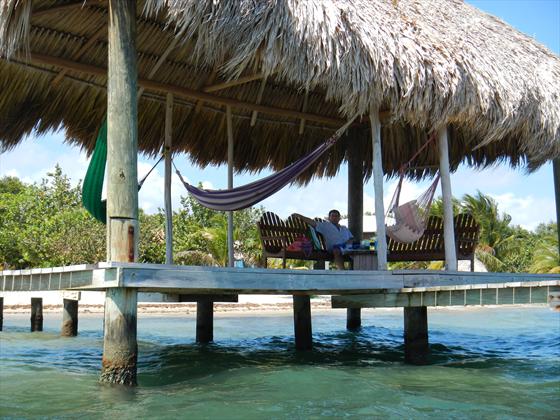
[387,213,480,270]
[257,212,333,268]
[258,212,479,270]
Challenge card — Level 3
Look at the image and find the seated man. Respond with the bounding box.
[293,209,353,270]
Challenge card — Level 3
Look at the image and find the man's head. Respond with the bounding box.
[328,209,341,225]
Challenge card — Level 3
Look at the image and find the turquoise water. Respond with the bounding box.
[1,307,559,419]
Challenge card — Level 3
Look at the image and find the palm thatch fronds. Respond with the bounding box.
[0,0,559,183]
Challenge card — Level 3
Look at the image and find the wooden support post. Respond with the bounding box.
[101,0,139,386]
[370,108,387,269]
[347,127,364,330]
[61,298,79,337]
[31,297,43,332]
[553,158,560,262]
[226,105,235,267]
[313,260,325,270]
[293,295,312,350]
[346,308,361,331]
[164,93,174,265]
[0,297,3,331]
[438,127,457,270]
[404,306,430,365]
[348,127,364,242]
[196,298,214,343]
[100,288,138,385]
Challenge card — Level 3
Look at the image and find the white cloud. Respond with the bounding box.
[490,192,555,230]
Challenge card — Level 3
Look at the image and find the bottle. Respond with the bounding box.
[369,236,376,251]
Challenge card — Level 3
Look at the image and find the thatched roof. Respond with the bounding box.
[1,0,559,183]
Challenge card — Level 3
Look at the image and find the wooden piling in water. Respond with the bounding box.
[404,306,430,365]
[101,0,139,386]
[100,288,138,385]
[0,297,3,331]
[31,297,43,332]
[196,298,214,343]
[293,295,312,350]
[61,298,79,337]
[346,308,361,331]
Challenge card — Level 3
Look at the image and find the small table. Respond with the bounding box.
[346,249,378,270]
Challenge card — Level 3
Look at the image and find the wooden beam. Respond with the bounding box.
[299,90,309,134]
[347,127,364,242]
[250,76,268,126]
[137,30,182,100]
[164,93,173,264]
[370,108,387,269]
[203,73,264,93]
[193,69,218,114]
[31,297,43,331]
[27,53,347,127]
[346,308,361,330]
[438,127,457,270]
[61,298,79,337]
[293,295,312,350]
[2,264,559,293]
[404,306,430,364]
[51,23,107,87]
[179,294,238,302]
[226,105,235,268]
[33,1,87,18]
[101,0,138,386]
[553,158,560,262]
[332,285,560,308]
[196,299,213,343]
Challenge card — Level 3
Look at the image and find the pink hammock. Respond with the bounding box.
[386,134,440,243]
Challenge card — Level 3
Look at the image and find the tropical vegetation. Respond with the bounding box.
[0,169,557,273]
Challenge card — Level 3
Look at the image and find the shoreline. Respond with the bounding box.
[2,301,333,315]
[2,302,549,316]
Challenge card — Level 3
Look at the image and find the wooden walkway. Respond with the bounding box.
[1,263,558,308]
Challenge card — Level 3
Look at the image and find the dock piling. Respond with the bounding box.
[100,288,138,386]
[404,306,430,364]
[61,298,79,337]
[196,298,214,343]
[31,297,43,332]
[346,308,361,330]
[0,297,3,331]
[293,295,312,350]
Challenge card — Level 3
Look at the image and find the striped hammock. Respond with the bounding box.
[176,115,358,211]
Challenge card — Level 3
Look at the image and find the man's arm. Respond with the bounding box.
[292,213,318,227]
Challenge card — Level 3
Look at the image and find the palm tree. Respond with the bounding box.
[461,192,516,272]
[529,232,560,274]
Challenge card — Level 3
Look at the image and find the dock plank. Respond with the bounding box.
[332,285,560,308]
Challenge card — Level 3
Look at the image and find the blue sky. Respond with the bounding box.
[0,0,558,231]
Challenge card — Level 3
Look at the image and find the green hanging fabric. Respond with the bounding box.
[82,120,107,224]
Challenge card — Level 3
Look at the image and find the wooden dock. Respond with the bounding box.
[2,262,558,299]
[1,263,558,377]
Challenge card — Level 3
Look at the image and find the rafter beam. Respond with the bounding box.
[27,52,350,126]
[51,23,107,87]
[203,73,265,93]
[33,1,91,19]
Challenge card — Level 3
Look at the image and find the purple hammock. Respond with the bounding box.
[176,115,357,211]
